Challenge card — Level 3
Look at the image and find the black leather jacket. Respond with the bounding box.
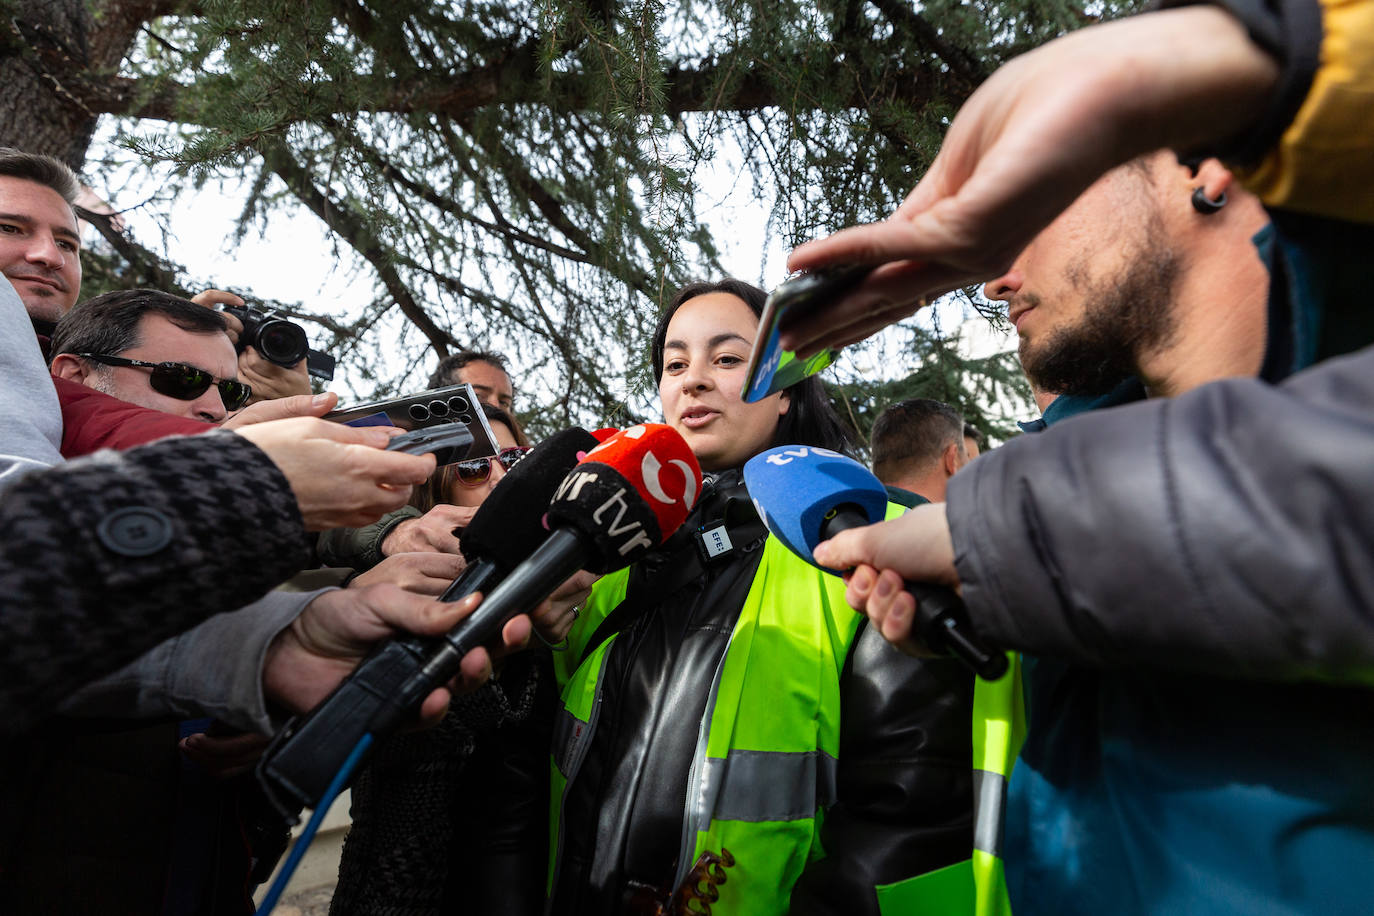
[551,471,974,915]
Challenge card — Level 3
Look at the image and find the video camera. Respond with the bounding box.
[222,303,337,381]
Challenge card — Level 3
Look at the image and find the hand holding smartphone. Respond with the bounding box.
[324,383,498,462]
[741,265,875,402]
[385,422,475,466]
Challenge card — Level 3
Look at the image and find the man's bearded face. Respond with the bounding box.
[1017,226,1180,397]
[993,162,1182,398]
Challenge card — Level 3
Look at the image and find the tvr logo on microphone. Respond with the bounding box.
[592,486,655,557]
[553,468,657,557]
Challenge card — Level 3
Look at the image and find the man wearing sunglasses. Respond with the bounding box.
[49,289,246,425]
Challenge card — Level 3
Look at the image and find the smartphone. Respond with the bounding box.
[741,265,875,403]
[325,382,498,460]
[385,422,475,466]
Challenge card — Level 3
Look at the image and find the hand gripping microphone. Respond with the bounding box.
[743,445,1008,681]
[258,427,602,813]
[259,425,702,812]
[377,423,700,727]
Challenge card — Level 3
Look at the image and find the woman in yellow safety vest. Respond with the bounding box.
[546,279,979,916]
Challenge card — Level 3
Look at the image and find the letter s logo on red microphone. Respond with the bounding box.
[641,450,699,509]
[549,425,703,570]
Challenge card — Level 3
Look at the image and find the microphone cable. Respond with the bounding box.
[253,732,374,916]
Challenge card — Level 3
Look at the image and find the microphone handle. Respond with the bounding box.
[257,557,508,813]
[411,527,590,689]
[821,510,1008,681]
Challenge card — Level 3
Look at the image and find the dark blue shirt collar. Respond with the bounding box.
[1024,377,1148,430]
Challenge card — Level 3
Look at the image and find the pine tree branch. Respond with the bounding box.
[434,116,659,298]
[257,143,463,356]
[866,0,991,91]
[326,125,600,267]
[73,204,185,292]
[76,43,950,124]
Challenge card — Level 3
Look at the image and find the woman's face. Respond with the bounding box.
[658,292,789,472]
[445,419,519,508]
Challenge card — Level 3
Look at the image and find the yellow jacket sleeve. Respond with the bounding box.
[1236,0,1374,221]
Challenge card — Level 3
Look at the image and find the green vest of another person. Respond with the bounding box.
[869,655,1022,916]
[972,655,1023,916]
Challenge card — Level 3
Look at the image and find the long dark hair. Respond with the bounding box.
[651,279,855,456]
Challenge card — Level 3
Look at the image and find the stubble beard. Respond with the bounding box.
[1019,216,1181,398]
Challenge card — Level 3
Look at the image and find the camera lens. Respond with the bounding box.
[408,404,430,422]
[253,319,309,367]
[428,400,450,418]
[447,395,470,414]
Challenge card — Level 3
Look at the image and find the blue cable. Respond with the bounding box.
[254,732,374,916]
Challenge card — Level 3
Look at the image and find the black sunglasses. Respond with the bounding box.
[77,353,253,412]
[454,446,531,486]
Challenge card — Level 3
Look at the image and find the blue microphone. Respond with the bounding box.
[744,445,1008,681]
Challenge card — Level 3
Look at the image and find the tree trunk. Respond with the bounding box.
[0,0,98,168]
[0,0,166,170]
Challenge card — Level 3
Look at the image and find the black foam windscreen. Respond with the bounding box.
[546,425,701,574]
[546,463,663,573]
[459,427,599,566]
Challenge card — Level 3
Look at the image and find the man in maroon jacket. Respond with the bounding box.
[47,289,249,457]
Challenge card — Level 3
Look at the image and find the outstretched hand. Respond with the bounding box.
[264,585,532,727]
[781,7,1278,358]
[234,416,434,530]
[813,503,959,656]
[381,504,478,557]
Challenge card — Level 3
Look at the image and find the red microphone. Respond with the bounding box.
[404,425,703,680]
[551,423,702,569]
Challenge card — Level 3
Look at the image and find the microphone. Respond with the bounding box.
[381,422,700,739]
[743,445,1008,681]
[259,425,702,811]
[421,421,701,645]
[258,427,601,812]
[440,426,609,601]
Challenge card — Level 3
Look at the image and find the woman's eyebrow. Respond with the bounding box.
[709,332,750,349]
[664,332,751,352]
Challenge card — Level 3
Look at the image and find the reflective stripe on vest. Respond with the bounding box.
[973,768,1006,859]
[696,749,839,823]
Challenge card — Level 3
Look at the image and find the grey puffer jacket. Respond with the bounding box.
[950,342,1374,683]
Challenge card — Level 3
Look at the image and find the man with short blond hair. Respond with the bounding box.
[0,148,81,325]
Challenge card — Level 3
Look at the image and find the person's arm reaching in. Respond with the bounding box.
[816,345,1374,683]
[0,416,433,731]
[780,6,1282,358]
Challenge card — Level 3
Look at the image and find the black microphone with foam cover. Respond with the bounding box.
[439,426,606,602]
[257,427,599,813]
[411,423,703,688]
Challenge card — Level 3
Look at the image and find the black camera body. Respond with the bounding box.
[223,304,337,381]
